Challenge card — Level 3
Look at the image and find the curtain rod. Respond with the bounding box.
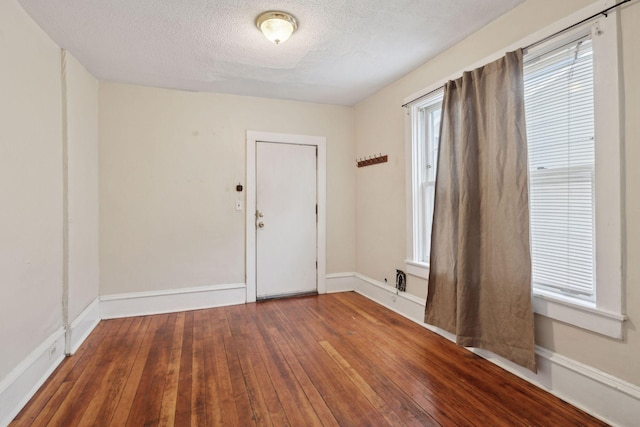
[401,0,633,108]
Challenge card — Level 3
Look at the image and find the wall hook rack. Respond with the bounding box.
[357,153,388,168]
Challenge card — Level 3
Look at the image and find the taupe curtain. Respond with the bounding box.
[424,49,536,372]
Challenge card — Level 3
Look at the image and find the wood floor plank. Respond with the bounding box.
[77,316,150,427]
[107,314,168,426]
[262,323,340,427]
[10,292,607,427]
[202,322,224,425]
[221,335,259,426]
[173,311,195,427]
[22,382,73,426]
[318,339,420,427]
[45,317,137,426]
[207,308,240,426]
[190,310,208,426]
[286,297,444,426]
[157,311,185,427]
[125,313,173,426]
[247,303,324,426]
[228,340,273,423]
[231,305,290,426]
[269,300,391,426]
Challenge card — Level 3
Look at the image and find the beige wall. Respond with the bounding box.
[354,0,640,386]
[99,83,355,295]
[0,0,63,380]
[65,54,100,321]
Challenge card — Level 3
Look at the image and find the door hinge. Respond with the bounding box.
[315,204,318,214]
[316,261,318,269]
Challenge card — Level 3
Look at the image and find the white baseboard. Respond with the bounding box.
[326,272,426,320]
[66,297,101,355]
[0,328,66,427]
[325,272,358,293]
[100,283,247,319]
[326,272,640,427]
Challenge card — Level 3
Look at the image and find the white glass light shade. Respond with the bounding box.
[256,11,298,45]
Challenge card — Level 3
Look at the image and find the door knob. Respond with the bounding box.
[257,221,265,228]
[256,210,264,218]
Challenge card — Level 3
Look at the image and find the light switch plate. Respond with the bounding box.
[235,200,243,211]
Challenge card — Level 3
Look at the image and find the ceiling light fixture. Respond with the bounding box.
[256,11,298,45]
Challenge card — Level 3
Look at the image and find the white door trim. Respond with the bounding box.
[246,131,326,303]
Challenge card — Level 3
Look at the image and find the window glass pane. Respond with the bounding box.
[422,182,435,259]
[413,93,442,264]
[418,102,441,262]
[427,108,441,182]
[524,36,595,301]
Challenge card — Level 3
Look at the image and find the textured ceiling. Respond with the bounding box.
[17,0,524,106]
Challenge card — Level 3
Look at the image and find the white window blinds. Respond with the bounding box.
[524,34,595,301]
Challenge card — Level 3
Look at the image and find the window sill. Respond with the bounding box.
[533,291,626,339]
[404,260,625,338]
[404,259,430,280]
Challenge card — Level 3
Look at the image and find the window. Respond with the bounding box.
[407,16,623,337]
[406,91,443,278]
[524,18,624,338]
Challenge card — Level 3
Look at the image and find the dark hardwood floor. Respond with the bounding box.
[11,292,606,426]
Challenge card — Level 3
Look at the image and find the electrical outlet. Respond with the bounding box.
[48,345,57,360]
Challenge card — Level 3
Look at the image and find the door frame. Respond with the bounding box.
[246,131,326,303]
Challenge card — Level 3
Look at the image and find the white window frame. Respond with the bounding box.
[404,0,625,338]
[405,91,443,280]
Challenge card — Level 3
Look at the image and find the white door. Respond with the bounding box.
[256,141,317,299]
